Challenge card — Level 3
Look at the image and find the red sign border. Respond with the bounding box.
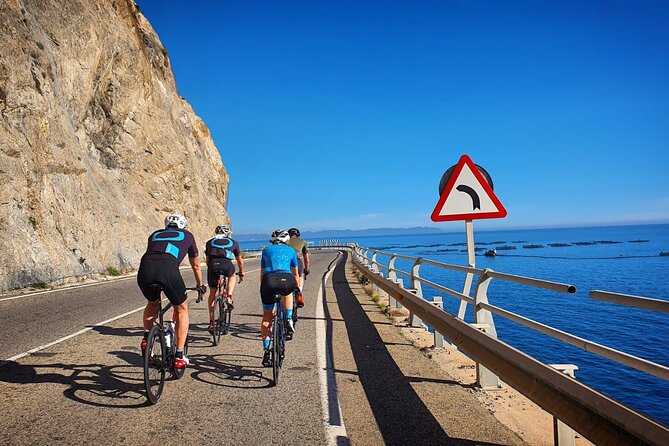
[431,154,507,222]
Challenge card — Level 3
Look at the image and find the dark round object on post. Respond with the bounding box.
[438,163,494,196]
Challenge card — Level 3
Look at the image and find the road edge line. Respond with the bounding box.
[316,251,349,445]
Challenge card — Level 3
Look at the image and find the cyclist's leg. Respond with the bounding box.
[260,274,279,364]
[162,264,188,350]
[206,267,219,325]
[296,258,304,290]
[143,300,161,330]
[222,260,236,301]
[173,300,189,350]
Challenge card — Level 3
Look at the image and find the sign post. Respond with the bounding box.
[431,154,507,318]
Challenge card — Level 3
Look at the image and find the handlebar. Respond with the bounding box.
[187,286,206,303]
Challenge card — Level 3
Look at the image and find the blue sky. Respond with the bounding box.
[137,0,669,233]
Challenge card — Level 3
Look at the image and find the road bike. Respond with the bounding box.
[203,272,243,345]
[143,286,203,405]
[269,290,289,386]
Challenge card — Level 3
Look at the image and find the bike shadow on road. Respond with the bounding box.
[329,252,515,446]
[0,351,149,409]
[187,352,272,389]
[188,321,259,344]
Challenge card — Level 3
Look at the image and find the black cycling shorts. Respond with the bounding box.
[137,257,187,306]
[296,258,304,276]
[260,272,296,306]
[207,257,235,288]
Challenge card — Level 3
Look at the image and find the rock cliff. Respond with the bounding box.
[0,0,229,292]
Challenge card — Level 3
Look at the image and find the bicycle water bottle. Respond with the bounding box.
[165,322,175,348]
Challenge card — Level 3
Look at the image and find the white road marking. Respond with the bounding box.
[0,267,261,366]
[316,252,349,445]
[0,305,146,367]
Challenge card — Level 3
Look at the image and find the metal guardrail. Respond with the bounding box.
[311,244,669,446]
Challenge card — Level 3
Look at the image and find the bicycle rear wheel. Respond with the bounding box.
[271,314,281,386]
[172,333,190,379]
[143,325,166,405]
[212,296,222,345]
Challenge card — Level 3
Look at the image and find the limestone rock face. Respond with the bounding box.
[0,0,229,292]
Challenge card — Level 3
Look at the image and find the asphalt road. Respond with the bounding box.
[0,252,339,445]
[0,250,528,446]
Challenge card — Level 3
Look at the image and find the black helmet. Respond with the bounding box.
[288,227,300,237]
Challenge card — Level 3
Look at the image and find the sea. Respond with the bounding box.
[241,224,669,426]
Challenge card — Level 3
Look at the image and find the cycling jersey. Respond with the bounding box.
[205,236,240,261]
[138,228,199,305]
[142,228,199,263]
[287,236,309,260]
[261,244,298,273]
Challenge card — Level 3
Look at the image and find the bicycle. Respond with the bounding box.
[143,286,203,405]
[205,272,243,345]
[269,290,290,386]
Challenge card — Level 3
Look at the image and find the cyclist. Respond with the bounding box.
[287,227,310,308]
[137,213,205,369]
[205,224,245,334]
[260,229,300,366]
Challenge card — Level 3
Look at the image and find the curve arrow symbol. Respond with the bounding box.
[456,185,481,210]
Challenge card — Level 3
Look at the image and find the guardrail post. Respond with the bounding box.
[409,258,424,327]
[371,252,379,274]
[432,296,445,348]
[550,364,578,446]
[474,269,500,389]
[388,255,399,308]
[362,249,370,267]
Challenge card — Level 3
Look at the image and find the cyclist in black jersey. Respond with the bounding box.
[204,224,244,333]
[137,213,205,369]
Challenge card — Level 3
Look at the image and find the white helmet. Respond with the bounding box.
[165,213,188,229]
[270,229,290,244]
[215,224,231,236]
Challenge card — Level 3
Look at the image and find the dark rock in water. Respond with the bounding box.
[549,243,571,247]
[496,245,517,250]
[484,249,497,257]
[573,241,596,246]
[511,241,527,243]
[660,252,669,257]
[596,240,622,244]
[523,244,544,249]
[474,247,485,251]
[629,240,649,243]
[448,242,467,246]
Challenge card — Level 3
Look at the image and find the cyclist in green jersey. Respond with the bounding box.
[287,227,309,307]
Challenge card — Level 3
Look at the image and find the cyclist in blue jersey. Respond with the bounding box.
[137,213,205,369]
[259,229,300,367]
[205,224,244,333]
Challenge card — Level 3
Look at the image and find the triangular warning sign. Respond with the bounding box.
[431,155,507,222]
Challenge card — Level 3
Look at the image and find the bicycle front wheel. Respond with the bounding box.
[212,296,222,346]
[271,314,281,386]
[143,325,166,405]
